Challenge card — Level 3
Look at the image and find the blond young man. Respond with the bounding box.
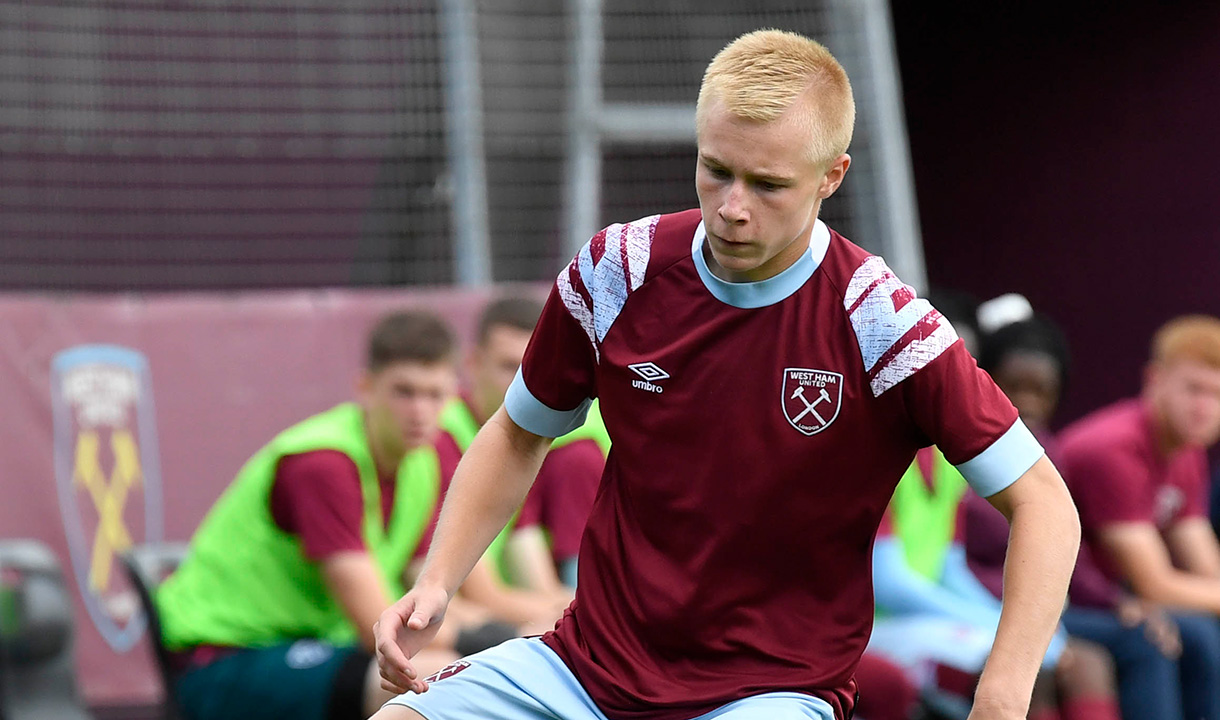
[372,30,1079,720]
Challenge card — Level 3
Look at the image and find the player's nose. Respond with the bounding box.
[718,182,749,224]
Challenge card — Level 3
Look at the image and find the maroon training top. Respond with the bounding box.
[1058,398,1209,585]
[516,438,605,562]
[271,431,463,561]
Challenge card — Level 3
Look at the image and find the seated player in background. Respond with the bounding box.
[964,306,1184,720]
[1057,315,1220,720]
[866,292,1106,720]
[440,296,608,594]
[868,452,1075,720]
[155,311,513,720]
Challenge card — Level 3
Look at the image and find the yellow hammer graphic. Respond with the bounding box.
[73,430,141,592]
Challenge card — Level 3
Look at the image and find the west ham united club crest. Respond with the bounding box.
[50,345,164,652]
[782,368,843,436]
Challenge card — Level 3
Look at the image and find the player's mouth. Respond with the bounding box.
[709,231,749,247]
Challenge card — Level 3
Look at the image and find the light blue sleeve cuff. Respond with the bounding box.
[503,368,592,439]
[956,418,1045,498]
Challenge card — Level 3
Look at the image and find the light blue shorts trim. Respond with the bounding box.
[384,637,834,720]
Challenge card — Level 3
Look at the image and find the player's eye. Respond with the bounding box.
[705,164,730,179]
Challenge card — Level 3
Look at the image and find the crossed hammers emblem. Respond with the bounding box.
[790,385,832,426]
[73,429,141,593]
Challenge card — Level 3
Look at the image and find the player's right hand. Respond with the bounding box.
[1117,596,1181,659]
[374,584,451,695]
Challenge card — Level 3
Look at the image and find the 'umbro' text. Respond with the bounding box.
[632,379,664,393]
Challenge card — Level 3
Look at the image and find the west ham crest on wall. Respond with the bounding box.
[51,345,164,652]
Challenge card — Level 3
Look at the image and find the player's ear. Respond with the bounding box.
[818,153,851,199]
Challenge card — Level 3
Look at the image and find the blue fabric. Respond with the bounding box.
[940,545,1067,664]
[386,637,834,720]
[1210,463,1220,541]
[939,545,1003,611]
[690,220,830,309]
[872,539,1065,668]
[873,538,1003,630]
[559,557,579,588]
[504,369,591,439]
[954,419,1044,498]
[1060,609,1220,720]
[1060,606,1182,720]
[696,693,831,720]
[1172,612,1220,720]
[174,640,361,720]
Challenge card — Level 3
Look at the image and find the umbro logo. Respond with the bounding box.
[629,362,669,381]
[628,362,669,393]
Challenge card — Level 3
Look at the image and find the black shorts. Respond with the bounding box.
[173,640,371,720]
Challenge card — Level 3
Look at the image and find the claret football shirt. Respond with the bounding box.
[504,209,1043,720]
[1058,398,1209,584]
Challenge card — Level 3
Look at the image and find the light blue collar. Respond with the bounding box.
[691,219,830,309]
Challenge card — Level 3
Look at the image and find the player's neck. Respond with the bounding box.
[363,417,407,478]
[372,442,406,479]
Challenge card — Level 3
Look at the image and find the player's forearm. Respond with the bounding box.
[461,569,563,626]
[1130,567,1220,616]
[975,470,1080,714]
[417,407,551,598]
[1168,520,1220,580]
[320,551,397,653]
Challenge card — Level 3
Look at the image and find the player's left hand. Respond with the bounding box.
[374,583,451,695]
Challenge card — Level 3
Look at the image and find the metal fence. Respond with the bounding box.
[1,0,924,291]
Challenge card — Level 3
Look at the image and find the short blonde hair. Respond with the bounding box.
[1152,315,1220,370]
[696,29,855,169]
